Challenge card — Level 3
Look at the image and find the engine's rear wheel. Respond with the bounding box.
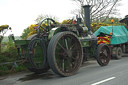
[21,34,49,74]
[27,38,49,74]
[96,44,111,66]
[47,32,83,76]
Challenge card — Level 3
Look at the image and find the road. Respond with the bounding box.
[1,56,128,85]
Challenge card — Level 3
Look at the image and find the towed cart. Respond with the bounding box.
[95,25,128,59]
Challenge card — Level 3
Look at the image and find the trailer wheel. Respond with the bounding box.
[96,44,111,66]
[115,47,122,59]
[122,44,126,53]
[126,44,128,53]
[47,32,83,76]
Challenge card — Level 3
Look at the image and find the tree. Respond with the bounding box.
[21,14,59,39]
[0,25,10,53]
[20,27,30,39]
[103,17,121,25]
[35,14,58,23]
[91,17,122,32]
[71,0,121,23]
[61,19,73,24]
[0,36,3,53]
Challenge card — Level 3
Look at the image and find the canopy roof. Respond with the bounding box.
[94,26,128,45]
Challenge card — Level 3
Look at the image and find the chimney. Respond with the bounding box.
[83,5,92,32]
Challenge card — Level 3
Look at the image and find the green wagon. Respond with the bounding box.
[94,16,128,59]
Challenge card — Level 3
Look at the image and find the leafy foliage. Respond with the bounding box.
[91,23,109,32]
[0,41,26,76]
[0,41,17,63]
[21,14,59,39]
[21,20,59,39]
[91,17,123,32]
[0,25,9,33]
[35,14,58,23]
[101,17,122,25]
[61,19,73,24]
[27,24,38,38]
[21,27,30,39]
[0,24,10,53]
[0,64,26,76]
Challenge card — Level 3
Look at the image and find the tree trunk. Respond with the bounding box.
[0,36,3,53]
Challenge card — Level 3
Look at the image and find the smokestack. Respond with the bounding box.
[83,5,91,32]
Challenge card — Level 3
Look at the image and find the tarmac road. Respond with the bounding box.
[1,56,128,85]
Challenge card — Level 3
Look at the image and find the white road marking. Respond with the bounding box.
[91,77,116,85]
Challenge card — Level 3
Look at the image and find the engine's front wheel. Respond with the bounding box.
[96,44,111,66]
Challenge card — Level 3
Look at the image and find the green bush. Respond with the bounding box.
[0,66,9,76]
[0,41,18,63]
[0,64,26,76]
[14,64,26,72]
[0,41,26,76]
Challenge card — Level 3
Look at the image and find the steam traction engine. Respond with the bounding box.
[12,5,111,76]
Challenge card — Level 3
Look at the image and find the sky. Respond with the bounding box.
[0,0,127,36]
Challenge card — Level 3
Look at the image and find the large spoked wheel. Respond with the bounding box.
[27,38,49,74]
[96,43,111,66]
[47,32,83,76]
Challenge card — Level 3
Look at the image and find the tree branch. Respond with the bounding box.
[102,0,119,22]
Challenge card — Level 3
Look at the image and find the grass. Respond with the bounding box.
[0,64,26,76]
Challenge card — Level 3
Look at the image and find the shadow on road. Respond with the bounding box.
[18,61,98,82]
[18,71,58,82]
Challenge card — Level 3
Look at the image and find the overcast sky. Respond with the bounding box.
[0,0,127,36]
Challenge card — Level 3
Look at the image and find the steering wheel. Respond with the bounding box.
[38,18,56,33]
